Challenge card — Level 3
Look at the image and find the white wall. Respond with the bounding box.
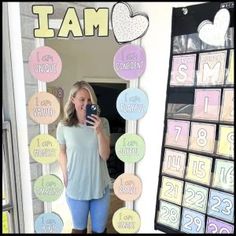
[135,2,204,233]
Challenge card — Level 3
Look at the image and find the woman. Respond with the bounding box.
[56,81,111,234]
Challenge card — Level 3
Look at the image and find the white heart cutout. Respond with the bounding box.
[198,8,230,46]
[111,2,149,43]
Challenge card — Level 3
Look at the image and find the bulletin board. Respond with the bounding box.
[154,2,234,234]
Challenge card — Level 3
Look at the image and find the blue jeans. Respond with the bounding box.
[66,186,110,233]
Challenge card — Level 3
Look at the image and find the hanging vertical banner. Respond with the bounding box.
[154,2,234,234]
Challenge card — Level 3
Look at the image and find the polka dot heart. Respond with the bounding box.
[111,2,149,43]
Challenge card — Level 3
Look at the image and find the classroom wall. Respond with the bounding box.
[18,1,205,233]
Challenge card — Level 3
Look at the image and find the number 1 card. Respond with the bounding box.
[192,89,221,121]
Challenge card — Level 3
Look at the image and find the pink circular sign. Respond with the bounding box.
[113,44,146,80]
[28,46,62,82]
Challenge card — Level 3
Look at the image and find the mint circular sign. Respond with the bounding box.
[116,88,148,120]
[115,133,145,163]
[34,175,64,202]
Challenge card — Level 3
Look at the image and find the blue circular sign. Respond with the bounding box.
[116,88,149,120]
[35,212,64,233]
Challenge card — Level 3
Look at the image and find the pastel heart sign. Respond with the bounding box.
[198,8,230,46]
[111,2,149,43]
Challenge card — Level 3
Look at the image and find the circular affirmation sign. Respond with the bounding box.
[116,88,148,120]
[28,46,62,82]
[112,207,141,234]
[28,92,60,124]
[34,175,64,202]
[30,134,60,164]
[113,44,146,80]
[113,173,142,201]
[35,212,64,233]
[115,133,145,163]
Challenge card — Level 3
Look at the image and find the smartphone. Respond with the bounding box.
[86,104,98,126]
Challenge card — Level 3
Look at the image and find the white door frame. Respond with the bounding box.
[35,19,141,210]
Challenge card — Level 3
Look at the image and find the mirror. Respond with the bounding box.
[44,28,128,233]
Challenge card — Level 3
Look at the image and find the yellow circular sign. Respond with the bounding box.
[30,134,60,164]
[113,173,142,201]
[112,208,141,233]
[28,92,60,124]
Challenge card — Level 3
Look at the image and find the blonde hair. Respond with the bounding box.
[62,81,97,126]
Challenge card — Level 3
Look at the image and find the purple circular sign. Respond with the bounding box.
[113,44,146,80]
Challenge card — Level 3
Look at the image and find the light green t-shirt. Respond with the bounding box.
[56,118,111,200]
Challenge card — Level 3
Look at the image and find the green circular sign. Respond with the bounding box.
[34,175,64,202]
[115,133,145,163]
[30,134,60,164]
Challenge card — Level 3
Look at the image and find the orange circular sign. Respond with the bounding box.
[28,92,60,124]
[113,173,142,201]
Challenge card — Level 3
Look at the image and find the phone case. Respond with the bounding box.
[86,104,98,126]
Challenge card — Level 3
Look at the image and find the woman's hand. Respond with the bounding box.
[86,114,103,134]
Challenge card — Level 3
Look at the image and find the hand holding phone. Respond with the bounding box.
[86,104,98,126]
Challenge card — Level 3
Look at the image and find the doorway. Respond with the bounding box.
[43,25,127,233]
